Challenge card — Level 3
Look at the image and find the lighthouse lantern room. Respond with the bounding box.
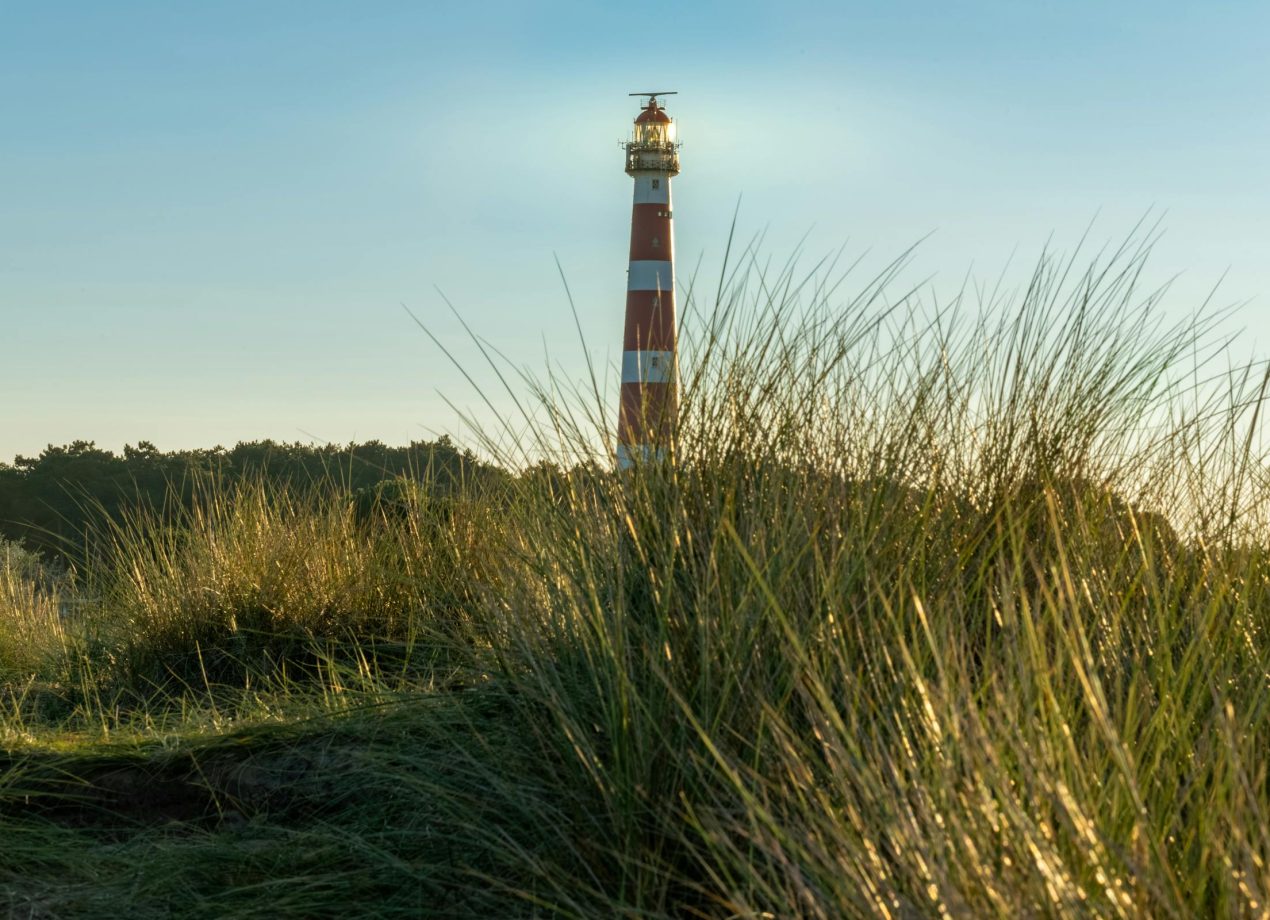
[617,92,681,470]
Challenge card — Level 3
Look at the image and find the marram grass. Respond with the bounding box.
[0,540,68,679]
[3,237,1270,918]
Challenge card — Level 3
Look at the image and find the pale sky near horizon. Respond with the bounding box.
[3,1,1268,464]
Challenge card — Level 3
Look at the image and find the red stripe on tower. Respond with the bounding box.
[618,93,681,470]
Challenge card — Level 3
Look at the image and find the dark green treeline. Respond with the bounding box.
[0,438,508,565]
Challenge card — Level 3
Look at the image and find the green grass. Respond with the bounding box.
[1,540,68,679]
[3,236,1270,917]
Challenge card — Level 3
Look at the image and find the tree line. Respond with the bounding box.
[0,438,506,565]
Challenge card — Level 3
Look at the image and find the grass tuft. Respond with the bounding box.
[4,234,1270,917]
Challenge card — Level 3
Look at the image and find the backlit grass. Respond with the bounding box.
[3,236,1269,918]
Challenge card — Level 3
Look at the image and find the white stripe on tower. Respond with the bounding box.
[618,94,680,470]
[627,261,673,291]
[631,176,670,205]
[615,443,666,469]
[621,350,676,384]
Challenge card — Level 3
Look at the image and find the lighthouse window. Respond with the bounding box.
[637,123,671,146]
[651,179,660,189]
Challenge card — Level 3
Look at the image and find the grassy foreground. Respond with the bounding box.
[4,241,1270,918]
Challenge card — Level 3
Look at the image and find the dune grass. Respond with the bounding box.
[3,235,1270,917]
[0,540,68,681]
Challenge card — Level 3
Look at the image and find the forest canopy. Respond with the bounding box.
[0,438,505,564]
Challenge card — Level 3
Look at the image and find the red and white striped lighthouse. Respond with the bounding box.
[617,92,681,470]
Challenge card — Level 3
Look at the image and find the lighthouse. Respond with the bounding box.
[617,92,681,470]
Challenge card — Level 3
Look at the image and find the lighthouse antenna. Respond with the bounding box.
[628,90,677,108]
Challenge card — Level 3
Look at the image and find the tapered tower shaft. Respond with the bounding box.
[617,94,681,470]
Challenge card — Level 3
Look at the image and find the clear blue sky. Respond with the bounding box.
[3,1,1267,463]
